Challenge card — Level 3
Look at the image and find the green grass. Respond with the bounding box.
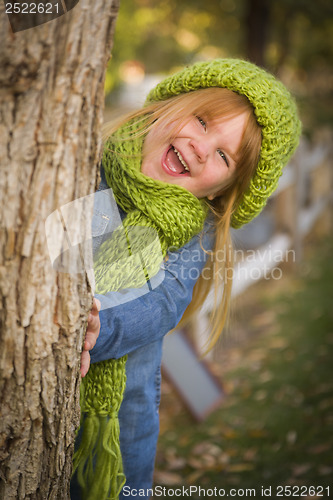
[155,237,333,497]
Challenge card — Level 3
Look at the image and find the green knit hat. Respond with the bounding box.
[145,58,302,228]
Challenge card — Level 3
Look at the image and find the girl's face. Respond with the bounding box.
[141,111,247,200]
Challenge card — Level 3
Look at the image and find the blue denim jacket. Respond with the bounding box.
[71,167,215,499]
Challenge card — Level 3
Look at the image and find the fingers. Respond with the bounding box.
[84,329,98,351]
[80,350,91,378]
[84,298,101,349]
[86,310,100,336]
[80,297,101,377]
[91,298,101,314]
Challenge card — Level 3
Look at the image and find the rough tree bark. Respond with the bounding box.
[0,0,119,498]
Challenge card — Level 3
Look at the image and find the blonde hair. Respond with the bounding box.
[102,87,262,352]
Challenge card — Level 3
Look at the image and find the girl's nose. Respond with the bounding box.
[189,138,209,162]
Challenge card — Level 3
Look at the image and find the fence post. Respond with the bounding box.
[292,147,304,264]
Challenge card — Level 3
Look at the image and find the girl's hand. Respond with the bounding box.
[81,298,101,377]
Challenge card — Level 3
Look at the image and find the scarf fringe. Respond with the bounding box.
[73,414,126,500]
[73,357,127,500]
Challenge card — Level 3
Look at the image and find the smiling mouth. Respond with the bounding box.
[162,145,190,176]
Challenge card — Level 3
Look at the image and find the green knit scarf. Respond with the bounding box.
[72,118,208,500]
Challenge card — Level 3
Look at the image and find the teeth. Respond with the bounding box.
[173,147,190,172]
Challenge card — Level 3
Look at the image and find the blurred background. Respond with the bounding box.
[105,0,333,136]
[104,0,333,494]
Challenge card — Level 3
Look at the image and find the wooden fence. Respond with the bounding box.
[195,134,333,349]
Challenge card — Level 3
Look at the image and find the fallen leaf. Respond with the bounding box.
[259,371,273,383]
[188,457,203,470]
[315,382,333,394]
[286,430,297,445]
[223,448,239,457]
[191,441,221,457]
[226,463,254,472]
[222,428,238,439]
[251,310,276,328]
[318,398,333,410]
[153,470,183,486]
[185,470,204,484]
[318,465,333,476]
[247,348,267,362]
[292,464,311,476]
[179,435,191,446]
[201,453,217,468]
[165,455,186,471]
[243,448,257,461]
[249,429,267,438]
[217,452,230,465]
[254,389,267,401]
[308,443,331,454]
[269,337,289,349]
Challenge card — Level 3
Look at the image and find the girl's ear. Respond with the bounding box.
[207,194,216,201]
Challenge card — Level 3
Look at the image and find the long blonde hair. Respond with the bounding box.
[102,87,262,351]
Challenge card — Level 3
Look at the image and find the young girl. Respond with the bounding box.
[71,58,301,500]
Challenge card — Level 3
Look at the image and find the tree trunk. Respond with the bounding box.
[0,1,119,498]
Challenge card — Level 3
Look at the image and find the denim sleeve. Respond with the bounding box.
[90,225,215,362]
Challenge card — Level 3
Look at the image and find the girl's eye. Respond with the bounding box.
[217,148,229,167]
[196,116,206,130]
